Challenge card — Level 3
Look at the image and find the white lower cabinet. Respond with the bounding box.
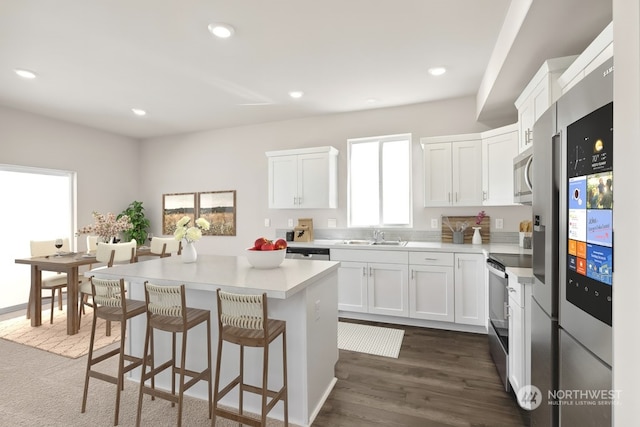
[409,252,454,322]
[507,275,531,396]
[453,253,486,326]
[336,261,368,313]
[334,249,487,330]
[368,263,409,316]
[332,249,409,317]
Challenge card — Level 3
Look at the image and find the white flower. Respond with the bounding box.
[195,217,211,231]
[176,216,190,228]
[174,216,209,243]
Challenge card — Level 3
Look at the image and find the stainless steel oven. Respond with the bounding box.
[487,252,532,392]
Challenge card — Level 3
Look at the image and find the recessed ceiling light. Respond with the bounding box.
[289,91,304,99]
[208,23,235,39]
[14,69,37,79]
[131,108,147,116]
[428,67,447,76]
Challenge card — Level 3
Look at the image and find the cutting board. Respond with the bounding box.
[441,215,490,244]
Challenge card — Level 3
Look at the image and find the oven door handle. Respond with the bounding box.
[487,263,507,279]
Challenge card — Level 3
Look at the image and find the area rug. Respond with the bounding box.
[337,321,404,358]
[0,307,120,359]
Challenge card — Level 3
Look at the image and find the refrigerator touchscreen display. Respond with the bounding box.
[566,102,613,326]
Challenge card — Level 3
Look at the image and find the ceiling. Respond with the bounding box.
[0,1,612,140]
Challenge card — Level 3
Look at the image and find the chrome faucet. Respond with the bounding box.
[372,230,385,243]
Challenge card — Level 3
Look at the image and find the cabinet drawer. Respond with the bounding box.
[331,249,408,264]
[409,251,453,266]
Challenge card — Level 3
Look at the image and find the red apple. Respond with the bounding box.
[254,237,269,250]
[274,238,287,250]
[261,242,275,251]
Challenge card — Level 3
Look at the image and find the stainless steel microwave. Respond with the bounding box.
[513,147,533,204]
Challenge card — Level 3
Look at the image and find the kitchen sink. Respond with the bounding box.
[340,239,373,245]
[370,241,407,246]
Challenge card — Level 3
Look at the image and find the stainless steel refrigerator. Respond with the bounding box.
[531,57,613,426]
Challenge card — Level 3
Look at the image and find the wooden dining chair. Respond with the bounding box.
[78,240,137,333]
[28,239,71,324]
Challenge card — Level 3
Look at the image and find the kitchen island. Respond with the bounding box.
[89,254,340,427]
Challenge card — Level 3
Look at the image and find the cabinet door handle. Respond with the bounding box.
[507,286,516,293]
[455,192,458,202]
[362,267,366,277]
[423,257,438,261]
[483,191,487,201]
[369,267,373,277]
[448,192,451,202]
[504,302,510,319]
[411,269,414,280]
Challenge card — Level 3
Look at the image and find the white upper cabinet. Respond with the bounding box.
[266,146,338,209]
[421,135,483,207]
[514,56,577,153]
[481,124,518,206]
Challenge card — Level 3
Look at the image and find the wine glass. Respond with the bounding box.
[54,238,63,256]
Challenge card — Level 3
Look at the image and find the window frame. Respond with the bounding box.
[347,133,413,228]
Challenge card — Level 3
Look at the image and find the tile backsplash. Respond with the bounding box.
[276,228,518,244]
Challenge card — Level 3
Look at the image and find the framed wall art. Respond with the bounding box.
[162,192,196,235]
[198,190,236,236]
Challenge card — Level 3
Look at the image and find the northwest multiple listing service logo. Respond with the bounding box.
[518,385,620,410]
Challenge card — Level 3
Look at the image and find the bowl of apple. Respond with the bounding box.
[246,237,287,269]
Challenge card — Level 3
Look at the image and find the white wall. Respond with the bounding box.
[0,105,140,252]
[139,95,530,256]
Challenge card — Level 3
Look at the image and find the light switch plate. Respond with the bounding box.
[495,218,503,229]
[287,219,294,227]
[431,218,439,228]
[264,218,271,227]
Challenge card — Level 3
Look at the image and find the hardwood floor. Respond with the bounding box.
[314,319,530,427]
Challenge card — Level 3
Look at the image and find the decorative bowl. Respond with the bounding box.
[245,248,286,269]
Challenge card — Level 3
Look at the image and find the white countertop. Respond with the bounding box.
[88,254,340,299]
[506,266,534,284]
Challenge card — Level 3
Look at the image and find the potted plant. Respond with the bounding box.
[118,200,150,246]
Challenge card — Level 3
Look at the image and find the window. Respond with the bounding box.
[0,164,75,310]
[348,134,412,227]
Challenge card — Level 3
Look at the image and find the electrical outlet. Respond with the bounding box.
[287,218,294,227]
[495,218,503,229]
[431,218,439,228]
[314,300,321,320]
[264,218,271,227]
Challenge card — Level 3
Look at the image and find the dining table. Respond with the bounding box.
[15,247,154,335]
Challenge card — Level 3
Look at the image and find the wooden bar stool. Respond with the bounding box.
[81,277,148,426]
[212,289,288,427]
[136,282,212,427]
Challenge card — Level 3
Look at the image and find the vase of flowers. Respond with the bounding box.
[173,216,211,263]
[472,210,486,245]
[77,211,133,245]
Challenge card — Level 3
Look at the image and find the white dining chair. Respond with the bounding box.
[28,238,71,324]
[149,236,182,257]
